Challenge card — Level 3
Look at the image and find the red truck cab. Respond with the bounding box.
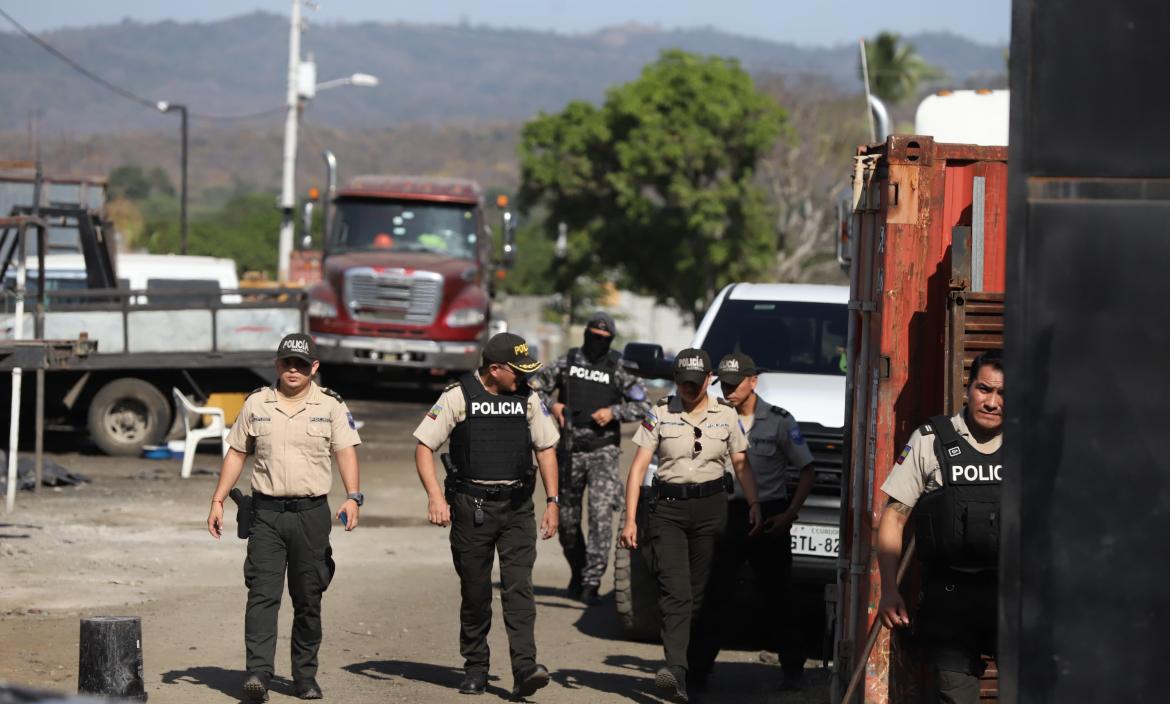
[307,175,499,377]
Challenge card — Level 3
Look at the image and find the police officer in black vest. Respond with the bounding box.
[877,351,1004,704]
[413,332,561,698]
[530,312,651,605]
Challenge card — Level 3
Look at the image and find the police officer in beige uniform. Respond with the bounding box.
[207,333,362,702]
[413,332,560,698]
[877,351,1004,704]
[619,348,762,703]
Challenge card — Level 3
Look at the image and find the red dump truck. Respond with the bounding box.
[306,174,513,380]
[834,136,1007,703]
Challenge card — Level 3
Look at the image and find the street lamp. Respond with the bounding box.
[277,0,378,283]
[156,101,188,255]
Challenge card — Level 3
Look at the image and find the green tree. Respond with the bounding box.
[519,50,787,321]
[863,32,944,105]
[141,192,281,276]
[108,164,175,201]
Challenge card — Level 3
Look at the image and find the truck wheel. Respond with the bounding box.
[613,501,661,642]
[87,378,171,456]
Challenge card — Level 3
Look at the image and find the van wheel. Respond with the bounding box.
[88,378,171,456]
[613,501,661,642]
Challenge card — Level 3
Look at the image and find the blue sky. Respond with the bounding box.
[11,1,1010,46]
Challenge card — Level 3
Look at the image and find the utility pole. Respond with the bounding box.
[277,0,303,283]
[157,102,189,254]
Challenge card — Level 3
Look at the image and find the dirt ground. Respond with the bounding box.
[0,390,831,703]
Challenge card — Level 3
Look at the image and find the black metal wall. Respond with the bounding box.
[1002,2,1170,701]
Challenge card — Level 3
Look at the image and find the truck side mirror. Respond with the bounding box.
[300,201,315,249]
[622,342,672,379]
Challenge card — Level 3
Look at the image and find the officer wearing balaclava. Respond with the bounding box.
[530,312,651,605]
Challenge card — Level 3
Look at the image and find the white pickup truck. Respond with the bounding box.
[614,282,849,642]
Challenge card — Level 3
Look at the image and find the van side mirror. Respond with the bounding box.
[622,342,672,379]
[300,201,315,249]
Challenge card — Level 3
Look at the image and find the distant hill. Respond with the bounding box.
[0,13,1006,134]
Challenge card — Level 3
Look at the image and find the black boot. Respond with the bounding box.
[512,664,551,698]
[563,534,586,597]
[459,670,487,695]
[294,678,323,699]
[579,583,603,606]
[655,665,689,703]
[242,671,271,702]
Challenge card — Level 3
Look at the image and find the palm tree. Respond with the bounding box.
[862,32,944,105]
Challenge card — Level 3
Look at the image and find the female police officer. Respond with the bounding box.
[619,348,762,703]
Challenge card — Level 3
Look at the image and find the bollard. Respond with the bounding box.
[77,617,147,701]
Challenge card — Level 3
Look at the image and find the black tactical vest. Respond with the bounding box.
[449,373,532,481]
[560,349,623,448]
[912,414,1003,571]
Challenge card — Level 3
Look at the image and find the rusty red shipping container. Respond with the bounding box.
[836,136,1008,704]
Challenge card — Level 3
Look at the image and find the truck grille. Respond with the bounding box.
[792,422,845,495]
[344,268,444,325]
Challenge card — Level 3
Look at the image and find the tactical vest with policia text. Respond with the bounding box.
[449,373,533,481]
[560,348,623,451]
[912,414,1003,571]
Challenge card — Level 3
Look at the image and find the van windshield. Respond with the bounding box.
[702,299,847,376]
[330,198,479,260]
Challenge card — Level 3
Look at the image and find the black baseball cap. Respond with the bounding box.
[276,333,317,362]
[585,311,617,336]
[717,352,758,386]
[482,332,542,374]
[673,348,712,385]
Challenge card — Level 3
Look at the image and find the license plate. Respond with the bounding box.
[791,523,839,557]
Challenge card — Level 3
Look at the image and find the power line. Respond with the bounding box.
[0,6,284,122]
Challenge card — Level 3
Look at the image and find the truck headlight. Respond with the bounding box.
[446,307,486,327]
[308,299,338,318]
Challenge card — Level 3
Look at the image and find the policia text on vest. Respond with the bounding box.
[411,332,561,698]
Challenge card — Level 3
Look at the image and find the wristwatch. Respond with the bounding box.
[546,495,560,505]
[347,492,365,507]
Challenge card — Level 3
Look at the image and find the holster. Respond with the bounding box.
[229,488,252,540]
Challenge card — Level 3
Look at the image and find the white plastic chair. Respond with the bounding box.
[172,388,229,479]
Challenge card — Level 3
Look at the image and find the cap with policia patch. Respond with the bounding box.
[717,352,759,386]
[585,311,617,335]
[482,332,542,374]
[673,348,712,385]
[276,333,317,362]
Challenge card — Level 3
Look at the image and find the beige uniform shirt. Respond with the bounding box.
[227,383,362,497]
[633,395,748,484]
[881,411,1003,508]
[413,375,560,452]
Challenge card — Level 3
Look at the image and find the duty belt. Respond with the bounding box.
[448,479,535,502]
[251,493,327,512]
[651,475,730,501]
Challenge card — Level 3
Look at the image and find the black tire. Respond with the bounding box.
[613,500,661,642]
[87,378,171,456]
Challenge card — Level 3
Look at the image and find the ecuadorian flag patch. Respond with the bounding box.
[641,413,658,432]
[427,404,442,420]
[896,444,912,464]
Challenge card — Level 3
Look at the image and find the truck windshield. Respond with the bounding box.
[702,300,847,376]
[330,198,478,259]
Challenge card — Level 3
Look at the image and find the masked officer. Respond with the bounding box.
[619,348,762,703]
[207,333,362,702]
[412,332,561,698]
[689,353,816,690]
[530,312,651,606]
[877,350,1004,704]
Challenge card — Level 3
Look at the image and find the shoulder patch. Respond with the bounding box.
[246,386,268,399]
[770,405,791,417]
[717,398,734,407]
[918,424,935,436]
[320,387,345,403]
[656,396,671,407]
[444,380,461,391]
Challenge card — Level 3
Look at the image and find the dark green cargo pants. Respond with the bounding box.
[448,491,538,677]
[244,500,335,681]
[646,492,728,670]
